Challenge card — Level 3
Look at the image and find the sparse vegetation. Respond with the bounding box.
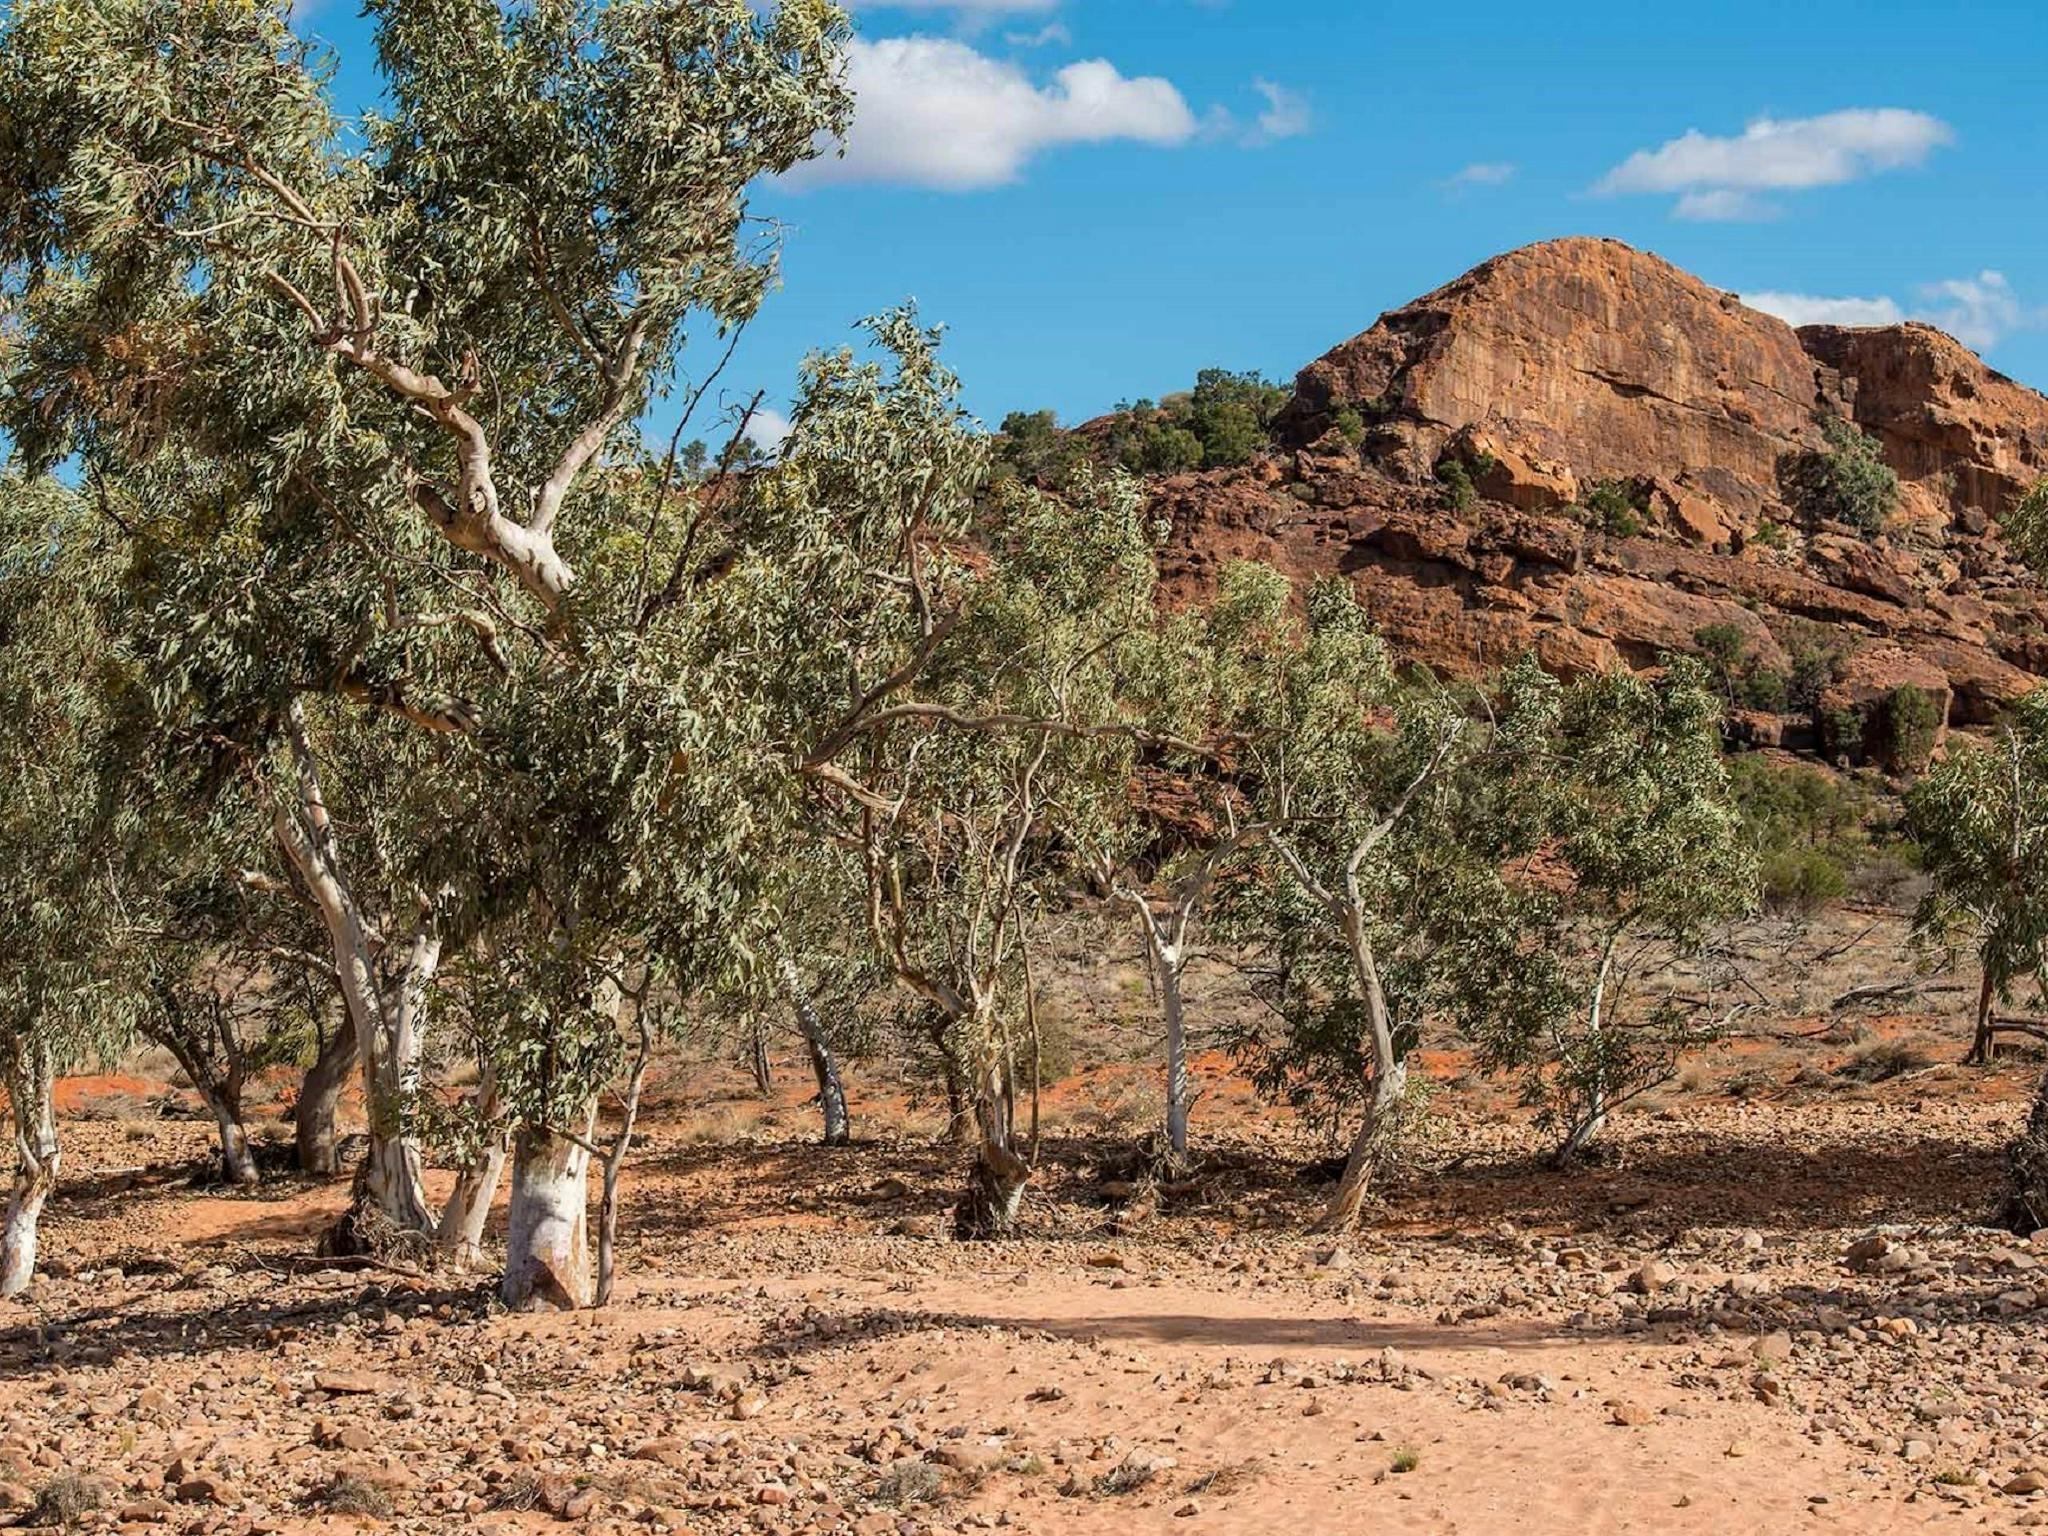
[875,1462,947,1507]
[1784,417,1900,534]
[30,1476,106,1529]
[1837,1038,1935,1083]
[1,9,2046,1530]
[312,1475,396,1518]
[1435,446,1499,510]
[1582,478,1647,537]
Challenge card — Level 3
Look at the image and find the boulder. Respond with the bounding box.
[1153,238,2048,734]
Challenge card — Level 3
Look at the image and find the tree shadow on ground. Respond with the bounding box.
[616,1122,2008,1244]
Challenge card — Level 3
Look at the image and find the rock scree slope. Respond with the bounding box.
[1152,237,2048,760]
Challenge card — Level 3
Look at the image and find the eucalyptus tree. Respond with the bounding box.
[1910,693,2048,1226]
[733,318,1161,1234]
[760,847,894,1148]
[1511,661,1756,1162]
[0,0,852,1257]
[1075,571,1283,1164]
[1227,581,1552,1231]
[832,469,1153,1235]
[1909,699,2048,1068]
[0,479,137,1294]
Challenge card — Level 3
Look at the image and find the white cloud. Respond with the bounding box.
[1443,161,1515,190]
[744,408,793,457]
[1596,109,1953,220]
[1743,291,1906,329]
[1005,21,1072,47]
[792,37,1199,190]
[1246,79,1311,146]
[1741,271,2042,351]
[1918,271,2038,352]
[1673,188,1780,222]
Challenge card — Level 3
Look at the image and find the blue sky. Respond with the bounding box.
[299,0,2048,448]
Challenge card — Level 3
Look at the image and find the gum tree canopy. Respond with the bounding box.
[0,0,851,1293]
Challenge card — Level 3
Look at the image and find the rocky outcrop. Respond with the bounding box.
[1157,238,2048,755]
[1800,322,2048,526]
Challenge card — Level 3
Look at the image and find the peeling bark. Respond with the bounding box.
[779,952,849,1147]
[438,1064,510,1267]
[1,1039,60,1297]
[295,1022,358,1177]
[273,699,438,1237]
[502,1121,594,1311]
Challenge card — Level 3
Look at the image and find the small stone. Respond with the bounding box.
[2008,1473,2048,1496]
[1629,1260,1677,1296]
[313,1371,389,1396]
[175,1476,238,1506]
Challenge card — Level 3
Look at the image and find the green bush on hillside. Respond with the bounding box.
[1783,417,1898,534]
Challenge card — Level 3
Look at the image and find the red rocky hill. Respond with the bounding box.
[1151,237,2048,768]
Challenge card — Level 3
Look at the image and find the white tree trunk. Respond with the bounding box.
[439,1139,508,1266]
[1553,924,1625,1165]
[502,1121,594,1311]
[778,952,850,1146]
[210,1100,260,1187]
[1,1040,60,1298]
[274,699,437,1235]
[438,1065,510,1266]
[1317,912,1408,1233]
[1143,930,1193,1161]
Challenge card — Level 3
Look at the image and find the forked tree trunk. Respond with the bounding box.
[274,703,440,1237]
[295,1023,358,1177]
[438,1065,510,1267]
[151,1023,260,1187]
[953,1051,1031,1240]
[1554,1095,1607,1167]
[778,953,849,1147]
[2004,1064,2048,1235]
[348,937,441,1238]
[1,1039,60,1298]
[1553,926,1624,1164]
[748,1024,774,1097]
[502,1119,595,1311]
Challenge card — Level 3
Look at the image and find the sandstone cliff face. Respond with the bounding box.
[1158,238,2048,766]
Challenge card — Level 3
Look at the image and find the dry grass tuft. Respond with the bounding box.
[311,1474,395,1518]
[1835,1038,1934,1084]
[31,1476,107,1528]
[872,1461,945,1507]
